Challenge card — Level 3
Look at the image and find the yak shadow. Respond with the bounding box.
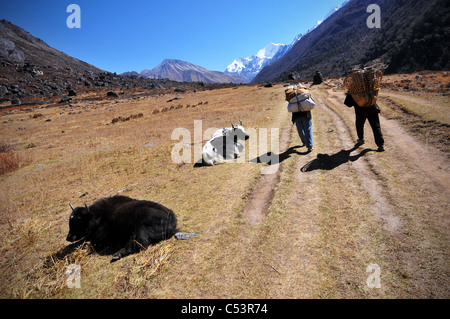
[249,145,311,165]
[194,145,311,167]
[43,240,90,268]
[301,145,375,172]
[44,240,123,267]
[194,160,207,168]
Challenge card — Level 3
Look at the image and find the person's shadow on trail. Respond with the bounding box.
[249,145,311,165]
[301,144,375,172]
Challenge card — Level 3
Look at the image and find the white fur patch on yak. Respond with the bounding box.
[202,123,249,166]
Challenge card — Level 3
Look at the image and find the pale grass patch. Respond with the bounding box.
[0,217,91,299]
[381,93,450,124]
[112,241,177,295]
[0,217,53,257]
[10,244,92,299]
[380,90,450,123]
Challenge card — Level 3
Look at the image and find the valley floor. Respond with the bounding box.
[0,81,448,299]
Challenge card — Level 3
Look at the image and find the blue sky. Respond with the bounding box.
[0,0,348,73]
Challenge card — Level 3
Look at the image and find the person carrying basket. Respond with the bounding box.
[344,68,385,152]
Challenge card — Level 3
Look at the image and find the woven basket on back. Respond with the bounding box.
[344,68,383,107]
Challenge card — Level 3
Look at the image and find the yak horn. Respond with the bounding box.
[69,203,75,211]
[231,122,235,128]
[84,202,89,212]
[239,119,243,126]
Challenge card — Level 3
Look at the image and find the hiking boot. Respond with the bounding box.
[356,139,365,145]
[377,145,385,152]
[307,146,314,152]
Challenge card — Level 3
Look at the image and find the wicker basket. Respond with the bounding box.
[344,68,383,107]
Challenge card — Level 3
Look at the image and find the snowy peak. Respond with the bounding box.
[226,58,246,74]
[256,43,286,59]
[225,36,302,82]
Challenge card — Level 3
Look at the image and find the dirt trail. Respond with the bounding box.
[381,118,450,191]
[230,85,449,298]
[243,124,292,226]
[312,87,449,297]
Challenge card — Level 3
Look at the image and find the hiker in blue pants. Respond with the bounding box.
[292,110,313,152]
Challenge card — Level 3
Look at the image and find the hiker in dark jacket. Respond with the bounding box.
[344,93,385,152]
[292,110,313,152]
[312,70,323,85]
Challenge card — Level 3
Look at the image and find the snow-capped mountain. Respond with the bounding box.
[225,3,347,82]
[225,35,302,82]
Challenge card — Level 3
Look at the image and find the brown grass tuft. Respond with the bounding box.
[0,150,32,175]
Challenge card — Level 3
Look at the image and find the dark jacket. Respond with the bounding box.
[344,93,380,113]
[291,110,311,123]
[313,71,323,85]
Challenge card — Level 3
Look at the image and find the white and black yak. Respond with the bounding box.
[201,121,250,166]
[66,195,180,262]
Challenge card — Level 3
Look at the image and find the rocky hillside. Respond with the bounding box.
[0,19,101,74]
[253,0,450,82]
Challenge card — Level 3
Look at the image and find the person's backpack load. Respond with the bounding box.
[344,68,383,107]
[287,97,316,112]
[285,84,309,102]
[285,84,316,112]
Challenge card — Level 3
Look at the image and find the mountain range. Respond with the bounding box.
[1,0,448,97]
[253,0,450,82]
[124,3,343,84]
[123,59,247,84]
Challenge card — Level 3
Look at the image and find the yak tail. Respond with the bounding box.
[165,210,198,241]
[174,232,198,240]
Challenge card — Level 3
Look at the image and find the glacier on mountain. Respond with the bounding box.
[225,37,301,82]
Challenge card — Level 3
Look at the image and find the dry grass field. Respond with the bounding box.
[0,75,449,299]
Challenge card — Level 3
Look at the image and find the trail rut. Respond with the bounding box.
[244,124,292,226]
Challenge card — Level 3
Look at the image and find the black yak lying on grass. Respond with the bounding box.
[66,195,179,262]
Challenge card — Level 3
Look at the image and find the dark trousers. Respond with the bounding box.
[354,106,384,147]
